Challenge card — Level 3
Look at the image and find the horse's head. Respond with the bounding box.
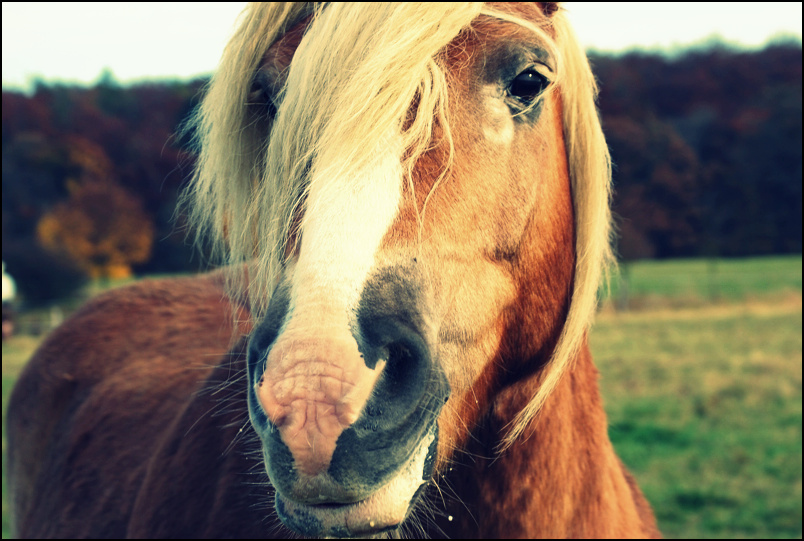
[187,2,611,537]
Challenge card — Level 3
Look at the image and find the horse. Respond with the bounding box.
[6,3,660,538]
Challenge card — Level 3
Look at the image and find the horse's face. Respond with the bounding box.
[246,4,574,537]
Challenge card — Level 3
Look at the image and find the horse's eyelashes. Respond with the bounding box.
[508,69,549,104]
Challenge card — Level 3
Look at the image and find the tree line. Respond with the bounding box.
[591,42,801,259]
[2,43,801,303]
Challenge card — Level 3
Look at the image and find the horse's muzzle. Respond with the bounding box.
[246,262,449,536]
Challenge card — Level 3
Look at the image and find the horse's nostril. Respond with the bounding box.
[374,335,429,406]
[387,342,413,365]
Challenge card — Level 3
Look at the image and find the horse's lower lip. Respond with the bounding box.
[274,425,436,536]
[276,494,401,537]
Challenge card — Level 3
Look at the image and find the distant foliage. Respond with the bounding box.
[2,76,205,287]
[37,179,154,279]
[1,43,802,280]
[591,43,802,259]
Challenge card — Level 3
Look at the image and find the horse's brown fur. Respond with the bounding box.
[6,273,258,537]
[435,343,659,538]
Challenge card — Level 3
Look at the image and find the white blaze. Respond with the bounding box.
[288,132,403,328]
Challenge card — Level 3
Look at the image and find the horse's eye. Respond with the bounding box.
[508,69,549,104]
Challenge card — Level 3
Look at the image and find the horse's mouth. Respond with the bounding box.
[275,478,430,537]
[276,493,403,537]
[273,427,436,537]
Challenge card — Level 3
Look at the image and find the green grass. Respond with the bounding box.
[593,300,802,538]
[604,255,802,309]
[2,256,802,538]
[2,337,38,538]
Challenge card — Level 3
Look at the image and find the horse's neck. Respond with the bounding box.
[437,341,656,538]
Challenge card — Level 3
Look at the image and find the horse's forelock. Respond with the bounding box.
[215,3,487,317]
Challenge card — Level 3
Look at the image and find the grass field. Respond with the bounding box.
[594,299,801,538]
[604,255,802,310]
[3,255,802,538]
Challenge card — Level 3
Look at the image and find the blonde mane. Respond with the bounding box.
[183,2,613,451]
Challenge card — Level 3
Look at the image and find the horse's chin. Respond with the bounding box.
[276,494,402,538]
[274,427,436,537]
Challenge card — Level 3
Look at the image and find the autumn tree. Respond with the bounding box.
[37,179,154,279]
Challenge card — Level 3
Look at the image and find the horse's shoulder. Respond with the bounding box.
[29,270,237,375]
[7,271,249,537]
[10,271,246,432]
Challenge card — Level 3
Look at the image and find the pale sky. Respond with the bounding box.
[2,2,802,91]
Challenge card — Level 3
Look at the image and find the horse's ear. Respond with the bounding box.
[539,2,560,17]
